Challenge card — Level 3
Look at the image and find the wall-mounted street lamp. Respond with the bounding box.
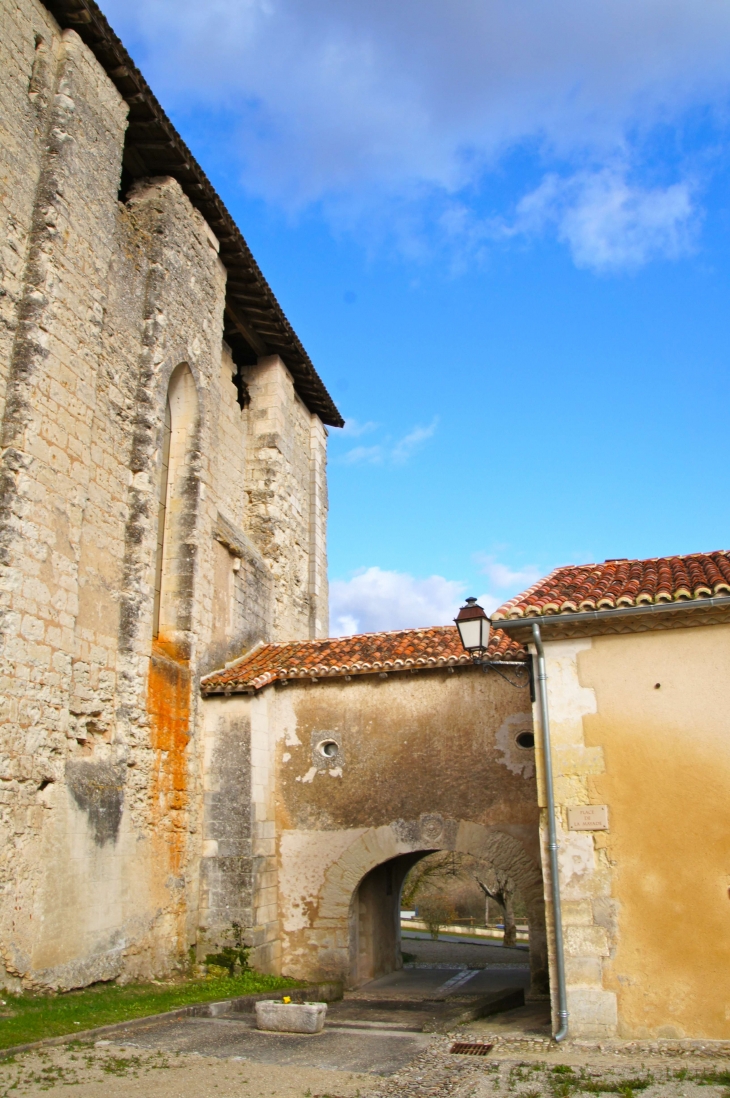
[454,597,534,694]
[454,597,491,658]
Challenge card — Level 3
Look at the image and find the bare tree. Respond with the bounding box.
[401,852,526,949]
[475,870,517,947]
[401,851,461,908]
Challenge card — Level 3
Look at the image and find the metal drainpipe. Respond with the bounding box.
[532,622,569,1042]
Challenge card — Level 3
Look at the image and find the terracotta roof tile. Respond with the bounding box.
[201,625,526,695]
[493,550,730,622]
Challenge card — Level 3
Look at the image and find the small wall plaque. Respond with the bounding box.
[567,804,609,831]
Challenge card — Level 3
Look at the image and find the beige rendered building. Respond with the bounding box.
[494,550,730,1040]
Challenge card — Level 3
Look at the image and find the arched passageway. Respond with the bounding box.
[280,818,548,999]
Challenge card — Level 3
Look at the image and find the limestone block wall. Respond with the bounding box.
[273,671,545,989]
[532,639,617,1039]
[307,416,328,639]
[0,0,62,427]
[244,358,329,642]
[0,0,330,991]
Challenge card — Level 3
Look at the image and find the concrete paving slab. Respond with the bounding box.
[327,990,526,1035]
[350,966,464,998]
[326,999,440,1031]
[47,964,533,1083]
[113,1015,433,1075]
[453,967,531,995]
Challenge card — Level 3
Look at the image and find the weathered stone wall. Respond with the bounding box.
[0,0,329,990]
[243,358,329,644]
[201,666,547,993]
[198,689,279,971]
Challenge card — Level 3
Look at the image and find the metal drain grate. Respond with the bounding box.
[449,1042,494,1056]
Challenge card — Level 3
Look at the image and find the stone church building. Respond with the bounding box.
[0,0,341,990]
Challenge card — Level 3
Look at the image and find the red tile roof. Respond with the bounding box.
[200,625,526,695]
[493,550,730,622]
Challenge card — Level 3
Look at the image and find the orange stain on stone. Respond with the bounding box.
[148,637,191,875]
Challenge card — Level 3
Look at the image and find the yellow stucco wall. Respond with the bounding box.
[572,622,730,1039]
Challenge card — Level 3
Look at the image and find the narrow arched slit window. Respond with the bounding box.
[152,364,199,644]
[152,397,172,637]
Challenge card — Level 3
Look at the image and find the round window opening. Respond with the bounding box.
[516,731,535,749]
[318,739,339,758]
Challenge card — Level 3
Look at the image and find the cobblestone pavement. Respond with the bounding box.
[361,1036,730,1098]
[359,1003,730,1098]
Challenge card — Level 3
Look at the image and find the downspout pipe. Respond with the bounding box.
[532,622,569,1043]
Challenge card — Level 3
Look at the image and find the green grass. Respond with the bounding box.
[543,1067,656,1098]
[581,1080,654,1095]
[692,1070,730,1087]
[0,970,300,1051]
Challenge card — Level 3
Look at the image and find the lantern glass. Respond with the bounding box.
[457,616,483,651]
[454,598,491,654]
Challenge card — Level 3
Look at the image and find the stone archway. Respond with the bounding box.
[280,815,548,997]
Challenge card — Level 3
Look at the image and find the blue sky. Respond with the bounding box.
[99,0,730,635]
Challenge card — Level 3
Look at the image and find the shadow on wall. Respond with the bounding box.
[350,852,425,986]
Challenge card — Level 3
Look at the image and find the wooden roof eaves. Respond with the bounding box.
[42,0,344,428]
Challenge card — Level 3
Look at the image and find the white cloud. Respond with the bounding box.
[341,417,378,438]
[433,166,700,270]
[512,169,699,271]
[340,418,438,465]
[329,557,541,635]
[329,567,466,635]
[391,418,438,463]
[99,0,730,267]
[342,444,384,466]
[102,0,730,195]
[476,555,541,590]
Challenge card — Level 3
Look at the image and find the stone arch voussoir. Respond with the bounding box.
[312,818,548,996]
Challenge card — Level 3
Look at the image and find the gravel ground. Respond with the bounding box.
[5,1035,730,1098]
[0,1042,368,1097]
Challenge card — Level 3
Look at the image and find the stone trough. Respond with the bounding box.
[255,1000,328,1033]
